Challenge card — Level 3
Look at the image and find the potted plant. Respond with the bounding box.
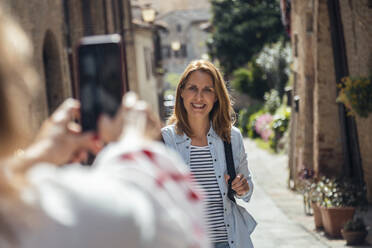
[317,177,367,238]
[309,178,324,229]
[336,76,372,118]
[298,168,325,229]
[341,218,368,245]
[298,168,323,228]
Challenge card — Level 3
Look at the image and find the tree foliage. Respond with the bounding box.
[209,0,285,76]
[232,61,269,100]
[231,40,291,100]
[256,41,291,98]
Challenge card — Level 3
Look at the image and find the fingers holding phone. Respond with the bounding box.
[97,92,162,143]
[29,98,101,166]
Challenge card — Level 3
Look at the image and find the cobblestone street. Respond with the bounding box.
[241,139,372,248]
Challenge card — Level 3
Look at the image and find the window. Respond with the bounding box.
[294,72,298,86]
[176,24,182,32]
[181,44,187,58]
[162,45,171,59]
[144,47,152,80]
[294,34,298,57]
[306,12,313,33]
[174,50,180,58]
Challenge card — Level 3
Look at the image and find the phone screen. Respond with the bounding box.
[78,36,124,131]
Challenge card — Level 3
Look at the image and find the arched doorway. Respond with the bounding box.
[43,30,64,115]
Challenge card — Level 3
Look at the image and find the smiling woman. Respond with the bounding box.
[162,60,257,248]
[167,60,234,143]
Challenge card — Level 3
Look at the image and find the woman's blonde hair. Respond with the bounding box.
[168,60,235,142]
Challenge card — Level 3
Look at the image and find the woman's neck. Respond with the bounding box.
[188,116,210,146]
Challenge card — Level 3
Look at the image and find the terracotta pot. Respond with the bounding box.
[311,202,323,229]
[341,229,368,245]
[319,207,355,238]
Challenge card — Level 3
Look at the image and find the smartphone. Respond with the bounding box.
[77,34,126,132]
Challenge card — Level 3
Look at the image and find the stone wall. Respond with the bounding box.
[340,0,372,202]
[312,0,344,177]
[3,0,136,136]
[290,0,372,202]
[290,0,316,182]
[6,0,71,131]
[122,0,140,94]
[289,0,345,186]
[134,27,160,115]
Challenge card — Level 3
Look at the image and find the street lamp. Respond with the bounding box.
[141,4,156,23]
[171,41,181,51]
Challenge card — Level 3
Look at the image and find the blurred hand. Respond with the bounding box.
[224,173,250,196]
[98,92,162,143]
[27,98,101,166]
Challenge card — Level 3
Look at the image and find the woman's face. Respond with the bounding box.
[181,70,216,120]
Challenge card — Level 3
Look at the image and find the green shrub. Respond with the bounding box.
[343,218,366,232]
[312,177,368,208]
[263,89,281,114]
[238,109,249,136]
[256,41,291,99]
[337,76,372,118]
[232,61,270,101]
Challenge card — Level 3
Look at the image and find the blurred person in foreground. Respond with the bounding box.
[161,60,256,248]
[0,4,209,248]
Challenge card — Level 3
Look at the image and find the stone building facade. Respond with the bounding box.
[132,0,210,16]
[339,0,372,202]
[289,0,372,202]
[131,4,162,116]
[157,8,211,75]
[2,0,140,134]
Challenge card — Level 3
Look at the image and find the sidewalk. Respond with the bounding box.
[242,138,372,248]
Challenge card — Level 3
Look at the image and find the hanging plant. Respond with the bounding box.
[336,76,372,118]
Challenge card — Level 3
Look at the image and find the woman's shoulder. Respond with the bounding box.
[161,124,176,134]
[231,126,243,139]
[161,124,179,142]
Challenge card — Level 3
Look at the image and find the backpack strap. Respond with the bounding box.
[224,141,236,203]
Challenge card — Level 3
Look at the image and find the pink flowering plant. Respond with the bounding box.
[254,113,273,141]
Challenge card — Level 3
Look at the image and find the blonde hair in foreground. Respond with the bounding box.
[0,3,38,245]
[168,60,235,142]
[0,4,36,156]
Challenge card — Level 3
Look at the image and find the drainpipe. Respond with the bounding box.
[62,0,76,98]
[103,0,109,34]
[327,0,364,183]
[118,0,130,91]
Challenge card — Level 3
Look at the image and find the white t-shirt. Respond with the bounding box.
[4,139,210,248]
